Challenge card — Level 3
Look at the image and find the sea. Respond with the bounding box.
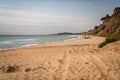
[0,35,80,49]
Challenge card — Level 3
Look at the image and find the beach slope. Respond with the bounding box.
[0,36,120,80]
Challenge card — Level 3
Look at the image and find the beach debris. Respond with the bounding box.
[58,59,64,64]
[25,68,31,72]
[4,65,19,73]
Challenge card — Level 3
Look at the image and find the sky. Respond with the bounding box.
[0,0,119,35]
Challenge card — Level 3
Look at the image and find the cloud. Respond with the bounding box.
[0,8,82,27]
[0,4,9,8]
[0,7,94,34]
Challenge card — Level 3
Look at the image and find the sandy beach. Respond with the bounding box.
[0,36,120,80]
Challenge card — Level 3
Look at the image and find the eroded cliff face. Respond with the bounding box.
[84,7,120,36]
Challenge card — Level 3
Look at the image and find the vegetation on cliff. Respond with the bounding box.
[83,7,120,47]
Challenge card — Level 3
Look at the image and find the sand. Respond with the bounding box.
[0,36,120,80]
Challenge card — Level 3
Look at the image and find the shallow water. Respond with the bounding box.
[0,35,79,49]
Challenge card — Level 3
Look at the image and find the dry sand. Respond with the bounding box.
[0,36,120,80]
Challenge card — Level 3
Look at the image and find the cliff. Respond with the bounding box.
[83,7,120,36]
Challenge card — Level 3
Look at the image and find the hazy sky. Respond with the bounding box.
[0,0,119,35]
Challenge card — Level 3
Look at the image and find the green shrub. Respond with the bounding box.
[105,37,117,43]
[98,42,106,48]
[98,35,119,48]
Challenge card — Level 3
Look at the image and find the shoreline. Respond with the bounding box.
[0,35,103,51]
[0,35,81,51]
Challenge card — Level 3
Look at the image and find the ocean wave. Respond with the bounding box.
[45,42,50,44]
[12,39,36,42]
[0,41,12,44]
[0,39,36,44]
[67,35,80,38]
[0,35,80,49]
[22,44,38,47]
